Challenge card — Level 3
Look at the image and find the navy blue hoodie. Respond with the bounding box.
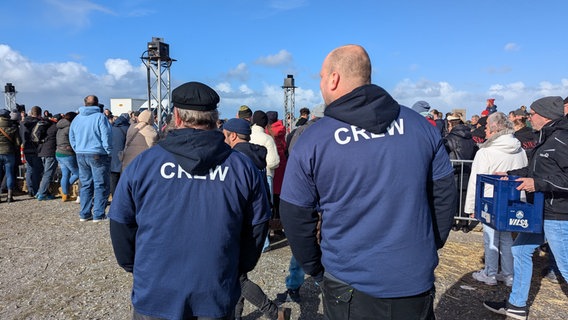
[109,128,271,318]
[280,84,456,298]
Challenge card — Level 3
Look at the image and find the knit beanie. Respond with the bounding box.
[238,105,253,119]
[252,110,268,128]
[266,111,278,124]
[530,96,564,120]
[411,101,431,114]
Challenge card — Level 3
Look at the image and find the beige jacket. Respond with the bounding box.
[121,110,159,170]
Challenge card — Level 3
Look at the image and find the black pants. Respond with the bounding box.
[320,275,436,320]
[234,273,278,319]
[133,309,232,320]
[110,171,121,196]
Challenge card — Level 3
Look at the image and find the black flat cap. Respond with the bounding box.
[172,81,219,111]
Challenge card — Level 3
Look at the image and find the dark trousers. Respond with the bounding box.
[235,273,278,319]
[320,275,436,320]
[133,309,232,320]
[110,171,121,196]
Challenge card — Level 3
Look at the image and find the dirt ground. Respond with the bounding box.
[1,193,567,320]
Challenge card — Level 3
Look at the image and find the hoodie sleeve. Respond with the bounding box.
[238,166,272,274]
[110,220,137,272]
[430,173,458,249]
[100,116,113,155]
[69,122,76,150]
[108,164,138,272]
[280,200,323,280]
[430,139,458,249]
[265,136,280,170]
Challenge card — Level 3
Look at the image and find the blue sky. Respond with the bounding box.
[1,0,567,119]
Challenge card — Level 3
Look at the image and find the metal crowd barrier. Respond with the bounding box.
[450,159,476,229]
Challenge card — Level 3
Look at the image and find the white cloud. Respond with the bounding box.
[0,44,147,113]
[239,84,253,95]
[105,59,135,80]
[215,82,233,94]
[227,63,249,81]
[393,77,568,116]
[504,42,520,51]
[255,50,293,66]
[216,82,321,119]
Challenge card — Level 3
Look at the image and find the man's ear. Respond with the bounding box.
[329,72,340,91]
[174,108,182,127]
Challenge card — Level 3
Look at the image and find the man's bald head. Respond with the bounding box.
[326,45,371,85]
[320,45,372,105]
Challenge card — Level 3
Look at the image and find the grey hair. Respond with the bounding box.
[487,112,514,134]
[176,108,219,130]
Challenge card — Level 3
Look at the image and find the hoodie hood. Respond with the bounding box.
[480,129,522,154]
[233,142,267,170]
[56,118,71,129]
[78,106,102,116]
[138,110,154,125]
[324,84,400,134]
[158,128,232,175]
[113,114,130,127]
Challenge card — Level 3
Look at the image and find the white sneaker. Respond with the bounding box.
[75,196,80,204]
[496,273,513,287]
[472,270,497,285]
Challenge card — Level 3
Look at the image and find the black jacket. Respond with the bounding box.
[509,117,568,220]
[514,126,538,150]
[37,119,58,157]
[444,124,477,161]
[20,116,40,155]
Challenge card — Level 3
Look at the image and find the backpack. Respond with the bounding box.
[31,120,50,144]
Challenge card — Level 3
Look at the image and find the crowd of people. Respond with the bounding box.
[1,44,567,320]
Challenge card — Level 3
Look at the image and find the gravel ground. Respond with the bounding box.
[1,192,567,320]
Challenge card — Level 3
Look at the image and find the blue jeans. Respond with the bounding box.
[77,154,110,220]
[0,153,16,189]
[24,154,43,196]
[56,155,79,195]
[286,255,305,290]
[37,156,57,197]
[509,219,568,307]
[482,225,513,276]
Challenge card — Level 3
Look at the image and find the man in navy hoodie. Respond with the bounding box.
[109,82,271,320]
[280,45,457,320]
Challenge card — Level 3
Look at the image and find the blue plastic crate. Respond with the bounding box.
[474,174,544,233]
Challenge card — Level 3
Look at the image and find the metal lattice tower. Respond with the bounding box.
[4,83,16,111]
[141,37,175,130]
[282,74,297,134]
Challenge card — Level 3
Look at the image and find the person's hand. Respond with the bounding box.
[494,171,508,176]
[515,177,535,192]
